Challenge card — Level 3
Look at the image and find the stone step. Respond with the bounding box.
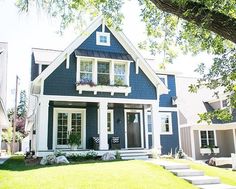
[120,153,148,157]
[122,156,149,160]
[197,184,236,189]
[162,164,190,170]
[181,176,220,185]
[170,169,204,177]
[119,149,148,153]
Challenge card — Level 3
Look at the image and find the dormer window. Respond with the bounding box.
[96,32,110,46]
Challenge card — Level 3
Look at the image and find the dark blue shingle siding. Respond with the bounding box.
[159,75,177,107]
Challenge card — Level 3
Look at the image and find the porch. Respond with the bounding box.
[34,96,162,157]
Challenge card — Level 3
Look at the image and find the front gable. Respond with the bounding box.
[32,17,168,98]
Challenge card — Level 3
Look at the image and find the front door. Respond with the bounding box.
[126,111,143,148]
[55,109,85,149]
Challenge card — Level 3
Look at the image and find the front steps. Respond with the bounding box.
[119,150,149,160]
[148,160,236,189]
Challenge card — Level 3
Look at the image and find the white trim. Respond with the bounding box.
[42,95,159,105]
[190,128,196,159]
[198,130,217,148]
[177,110,182,149]
[124,109,144,149]
[147,111,152,134]
[76,85,131,96]
[76,55,134,63]
[31,16,168,95]
[38,64,42,75]
[144,107,149,149]
[53,108,86,150]
[159,107,178,112]
[158,74,168,87]
[97,109,114,134]
[66,53,70,69]
[233,129,236,153]
[135,59,139,74]
[96,32,110,46]
[99,102,109,150]
[160,112,173,135]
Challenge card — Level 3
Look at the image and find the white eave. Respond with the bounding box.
[31,16,168,95]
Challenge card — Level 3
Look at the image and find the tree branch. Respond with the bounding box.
[150,0,236,43]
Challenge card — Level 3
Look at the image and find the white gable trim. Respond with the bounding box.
[32,16,168,95]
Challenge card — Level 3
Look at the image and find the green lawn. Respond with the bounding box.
[0,156,197,189]
[173,159,236,186]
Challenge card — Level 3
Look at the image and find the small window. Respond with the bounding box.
[200,130,216,148]
[222,99,229,108]
[158,75,168,87]
[114,63,126,86]
[80,60,93,83]
[147,112,152,133]
[160,113,172,134]
[96,32,110,46]
[98,110,114,134]
[97,61,110,85]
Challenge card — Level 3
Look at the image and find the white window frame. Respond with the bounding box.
[114,61,128,86]
[160,112,173,135]
[79,59,94,82]
[158,75,168,87]
[199,130,217,148]
[97,109,114,134]
[96,32,110,46]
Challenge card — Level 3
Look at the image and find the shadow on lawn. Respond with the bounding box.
[0,156,127,172]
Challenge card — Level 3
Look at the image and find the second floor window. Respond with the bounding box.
[80,60,93,82]
[97,61,110,85]
[114,63,126,85]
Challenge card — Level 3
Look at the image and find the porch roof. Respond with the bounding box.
[75,49,133,61]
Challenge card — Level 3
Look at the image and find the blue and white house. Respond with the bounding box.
[28,17,180,157]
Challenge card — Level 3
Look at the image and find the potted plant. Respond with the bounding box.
[68,132,81,150]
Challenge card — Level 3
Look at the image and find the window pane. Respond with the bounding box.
[208,131,214,139]
[98,62,109,73]
[200,131,207,139]
[100,35,107,43]
[114,75,125,85]
[80,73,92,82]
[201,139,208,147]
[81,61,92,72]
[98,74,110,85]
[208,139,215,146]
[147,114,152,133]
[114,64,125,75]
[161,114,170,133]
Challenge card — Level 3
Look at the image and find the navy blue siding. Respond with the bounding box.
[31,53,38,81]
[47,102,53,149]
[160,112,179,154]
[86,105,98,149]
[159,75,177,107]
[78,26,127,54]
[113,106,125,148]
[44,26,157,99]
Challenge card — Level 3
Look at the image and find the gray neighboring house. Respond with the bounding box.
[0,42,9,155]
[177,76,236,160]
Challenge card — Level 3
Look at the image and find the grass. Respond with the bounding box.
[173,159,236,186]
[0,156,197,189]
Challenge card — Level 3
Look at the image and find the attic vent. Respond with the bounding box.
[96,32,110,46]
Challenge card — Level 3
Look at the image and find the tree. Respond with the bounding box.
[16,0,236,123]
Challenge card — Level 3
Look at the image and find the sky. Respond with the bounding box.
[0,0,213,109]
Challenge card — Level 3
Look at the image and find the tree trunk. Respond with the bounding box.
[150,0,236,43]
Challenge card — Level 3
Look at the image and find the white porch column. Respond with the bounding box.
[151,103,162,155]
[37,97,49,151]
[233,129,236,153]
[99,101,109,150]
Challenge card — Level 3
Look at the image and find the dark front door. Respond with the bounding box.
[127,112,141,148]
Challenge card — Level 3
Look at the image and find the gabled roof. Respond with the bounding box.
[32,16,168,95]
[32,48,63,65]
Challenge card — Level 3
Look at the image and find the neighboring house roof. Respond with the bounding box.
[176,76,216,125]
[32,48,63,65]
[31,16,168,95]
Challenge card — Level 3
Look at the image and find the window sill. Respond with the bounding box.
[76,84,131,96]
[200,147,220,155]
[160,132,173,135]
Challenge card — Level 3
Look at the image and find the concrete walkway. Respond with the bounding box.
[0,156,10,165]
[147,159,236,189]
